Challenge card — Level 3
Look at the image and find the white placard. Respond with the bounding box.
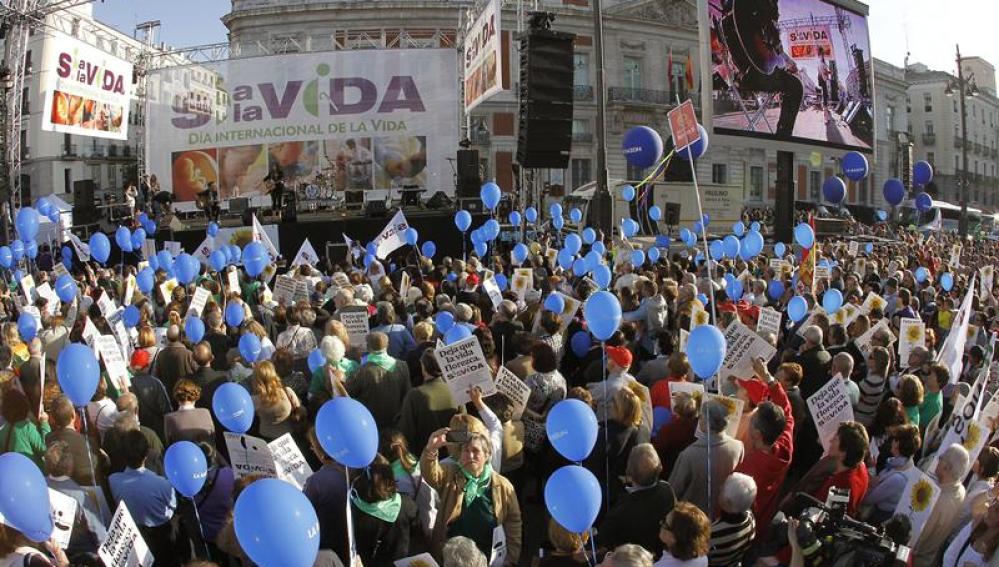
[82,316,101,350]
[35,282,60,316]
[855,317,895,356]
[52,261,70,280]
[806,377,855,452]
[720,322,777,380]
[192,237,214,265]
[982,265,995,298]
[679,329,689,352]
[96,334,130,391]
[226,268,241,295]
[273,275,298,305]
[893,468,941,546]
[98,502,153,567]
[690,303,710,331]
[494,366,530,419]
[813,265,830,282]
[21,274,36,303]
[847,241,859,256]
[399,271,412,304]
[510,268,533,302]
[188,287,211,318]
[482,277,503,310]
[268,433,314,490]
[898,318,925,365]
[158,278,179,304]
[225,432,278,480]
[164,241,183,256]
[97,291,116,318]
[123,276,135,307]
[48,487,78,550]
[949,244,962,268]
[142,239,156,260]
[756,307,782,338]
[435,335,498,406]
[294,279,311,303]
[668,381,704,407]
[339,307,371,349]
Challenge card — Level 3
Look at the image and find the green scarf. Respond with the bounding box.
[366,351,396,371]
[351,491,401,523]
[391,458,419,480]
[459,463,492,507]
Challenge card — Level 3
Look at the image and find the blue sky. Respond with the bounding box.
[94,0,999,79]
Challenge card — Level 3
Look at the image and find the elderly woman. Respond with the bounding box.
[708,473,757,567]
[163,379,216,446]
[669,398,744,514]
[308,335,358,406]
[522,342,566,453]
[655,501,711,567]
[252,360,304,441]
[421,422,522,565]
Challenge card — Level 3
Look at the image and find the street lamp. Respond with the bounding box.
[944,44,979,236]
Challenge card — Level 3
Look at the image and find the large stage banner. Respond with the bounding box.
[463,0,503,112]
[146,49,459,202]
[41,34,132,140]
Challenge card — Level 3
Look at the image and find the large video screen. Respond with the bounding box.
[706,0,874,152]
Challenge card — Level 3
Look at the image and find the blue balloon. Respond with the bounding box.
[883,178,905,206]
[550,203,563,219]
[525,206,538,223]
[593,264,612,289]
[915,267,929,283]
[0,453,53,542]
[54,274,77,303]
[584,291,621,341]
[774,242,786,257]
[480,182,501,210]
[621,185,636,202]
[454,210,472,232]
[546,399,599,461]
[207,221,219,237]
[592,241,606,255]
[157,250,174,271]
[24,240,37,260]
[876,209,888,222]
[123,305,141,328]
[841,152,869,181]
[794,223,815,249]
[243,241,269,277]
[677,124,710,162]
[545,465,601,534]
[572,258,588,277]
[435,311,455,334]
[164,441,208,498]
[823,176,846,204]
[710,240,725,261]
[239,334,263,365]
[512,243,529,265]
[10,240,23,263]
[941,272,955,291]
[47,209,60,223]
[14,208,39,241]
[865,243,874,254]
[34,198,52,217]
[693,220,704,236]
[723,235,740,259]
[584,250,602,272]
[679,228,694,247]
[915,192,933,213]
[622,125,664,168]
[17,312,37,341]
[421,240,437,258]
[648,246,661,263]
[653,407,672,434]
[316,397,378,468]
[788,296,808,322]
[115,225,133,252]
[13,269,22,284]
[225,302,245,328]
[822,288,844,314]
[565,235,582,256]
[656,234,671,247]
[307,349,326,375]
[545,293,566,313]
[404,228,419,246]
[553,216,565,231]
[484,219,500,240]
[649,206,662,222]
[174,253,196,284]
[728,280,743,301]
[495,273,508,290]
[89,233,111,264]
[131,228,146,252]
[228,245,241,264]
[686,325,726,379]
[213,382,255,433]
[209,250,227,273]
[185,316,205,343]
[697,294,709,306]
[622,218,639,238]
[631,249,646,267]
[445,324,472,345]
[136,267,155,295]
[570,331,592,358]
[474,241,488,258]
[750,221,759,232]
[0,246,11,269]
[913,160,934,186]
[509,211,522,226]
[570,208,583,224]
[57,344,100,407]
[742,230,765,257]
[365,243,378,257]
[767,279,785,301]
[732,222,746,237]
[234,478,320,567]
[557,248,575,271]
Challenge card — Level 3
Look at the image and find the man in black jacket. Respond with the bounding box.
[597,443,676,558]
[128,349,173,441]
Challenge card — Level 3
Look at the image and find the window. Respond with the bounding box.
[572,119,587,134]
[749,166,764,199]
[885,105,895,132]
[573,53,589,86]
[924,121,934,134]
[623,57,642,90]
[627,163,645,182]
[711,163,728,184]
[24,50,31,73]
[927,152,935,166]
[923,93,932,112]
[63,168,71,194]
[906,96,911,113]
[671,61,686,99]
[21,88,28,114]
[571,159,591,190]
[809,171,822,201]
[954,99,958,112]
[955,154,960,172]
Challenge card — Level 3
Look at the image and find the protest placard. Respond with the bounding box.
[158,279,178,304]
[188,287,211,318]
[123,276,135,307]
[950,243,962,268]
[531,292,581,336]
[668,381,704,407]
[721,322,777,379]
[859,292,887,316]
[225,432,278,480]
[511,268,533,301]
[435,335,497,406]
[273,275,298,305]
[107,307,132,360]
[294,279,311,303]
[768,258,784,271]
[96,335,131,391]
[96,290,117,319]
[679,329,689,352]
[226,268,242,294]
[35,282,60,316]
[20,274,36,303]
[142,238,156,260]
[847,241,859,257]
[806,377,854,451]
[898,318,925,365]
[813,265,830,282]
[855,318,895,356]
[482,277,503,310]
[893,468,941,546]
[269,433,314,490]
[690,303,710,330]
[838,303,861,328]
[82,317,100,351]
[339,307,371,349]
[49,488,77,550]
[332,272,351,288]
[399,271,412,304]
[756,307,781,338]
[982,266,995,298]
[98,502,153,567]
[52,261,69,280]
[494,366,531,419]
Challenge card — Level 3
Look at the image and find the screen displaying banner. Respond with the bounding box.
[145,49,459,202]
[705,0,874,152]
[464,0,503,112]
[42,34,133,140]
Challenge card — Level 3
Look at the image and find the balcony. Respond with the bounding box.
[469,129,490,146]
[572,132,594,143]
[573,85,594,101]
[62,144,77,157]
[922,133,936,145]
[608,87,675,106]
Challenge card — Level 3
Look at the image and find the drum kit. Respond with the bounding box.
[295,168,343,212]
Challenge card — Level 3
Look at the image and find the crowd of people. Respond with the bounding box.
[1,205,999,567]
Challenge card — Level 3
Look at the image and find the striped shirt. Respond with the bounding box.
[708,511,756,567]
[855,373,886,427]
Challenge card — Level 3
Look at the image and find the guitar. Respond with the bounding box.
[195,188,217,210]
[262,179,275,195]
[720,0,784,76]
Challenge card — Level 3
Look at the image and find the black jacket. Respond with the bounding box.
[597,480,676,557]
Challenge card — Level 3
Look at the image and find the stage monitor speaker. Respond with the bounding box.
[457,149,481,197]
[662,203,681,226]
[517,28,575,169]
[229,197,250,215]
[427,191,453,210]
[366,200,388,218]
[73,180,97,225]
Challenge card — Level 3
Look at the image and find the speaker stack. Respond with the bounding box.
[516,26,575,169]
[456,149,481,198]
[72,180,98,225]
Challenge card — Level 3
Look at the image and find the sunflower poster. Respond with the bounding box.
[893,468,940,546]
[898,318,926,365]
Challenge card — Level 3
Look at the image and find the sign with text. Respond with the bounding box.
[188,287,212,318]
[338,307,371,349]
[898,318,925,365]
[463,0,503,112]
[493,366,531,419]
[269,433,314,490]
[98,502,153,567]
[96,335,131,392]
[756,307,782,338]
[667,100,700,151]
[435,335,497,406]
[225,432,278,480]
[721,322,777,379]
[806,377,854,451]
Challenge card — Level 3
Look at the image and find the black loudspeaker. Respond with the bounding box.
[73,180,97,225]
[242,208,256,226]
[427,191,453,210]
[774,151,795,244]
[517,29,575,169]
[457,149,480,197]
[282,192,297,223]
[229,197,249,215]
[366,200,388,217]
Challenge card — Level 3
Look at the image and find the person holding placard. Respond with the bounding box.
[913,445,969,567]
[251,361,303,441]
[522,343,566,454]
[43,442,103,561]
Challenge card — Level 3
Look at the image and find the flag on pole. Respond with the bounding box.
[192,237,215,264]
[937,274,977,384]
[252,214,279,261]
[373,210,411,260]
[291,238,320,267]
[685,51,695,91]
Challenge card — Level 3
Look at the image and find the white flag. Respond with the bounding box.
[68,233,91,261]
[937,275,976,384]
[373,210,410,260]
[192,237,215,264]
[252,214,279,261]
[291,238,320,267]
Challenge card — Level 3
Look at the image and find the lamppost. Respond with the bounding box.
[944,44,979,236]
[0,65,14,244]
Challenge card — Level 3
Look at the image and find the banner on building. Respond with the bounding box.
[146,49,459,202]
[42,33,132,140]
[463,0,503,112]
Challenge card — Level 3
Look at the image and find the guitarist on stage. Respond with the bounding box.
[263,164,285,216]
[198,181,221,223]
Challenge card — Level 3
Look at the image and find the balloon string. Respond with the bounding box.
[602,343,609,515]
[191,495,212,559]
[79,407,99,489]
[588,527,598,567]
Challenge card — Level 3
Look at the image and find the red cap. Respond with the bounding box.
[466,273,480,287]
[130,349,151,369]
[736,378,770,406]
[606,346,633,368]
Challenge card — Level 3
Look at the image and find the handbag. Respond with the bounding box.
[286,388,309,434]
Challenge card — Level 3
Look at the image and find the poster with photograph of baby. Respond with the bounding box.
[218,144,269,199]
[170,149,218,203]
[374,136,428,189]
[324,138,374,191]
[267,140,319,186]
